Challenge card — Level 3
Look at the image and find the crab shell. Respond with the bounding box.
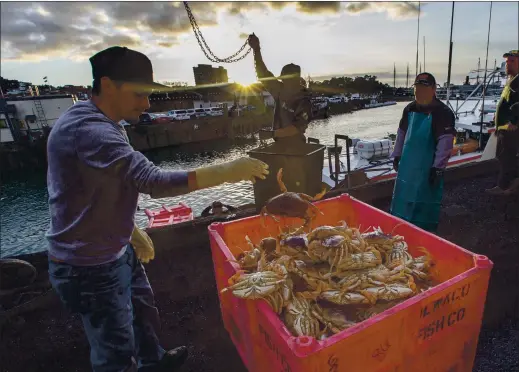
[311,306,356,334]
[284,294,322,338]
[259,237,278,255]
[319,289,375,305]
[265,192,312,218]
[280,234,308,249]
[321,235,347,248]
[221,270,286,300]
[363,283,415,302]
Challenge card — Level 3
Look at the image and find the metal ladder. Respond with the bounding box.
[33,99,48,129]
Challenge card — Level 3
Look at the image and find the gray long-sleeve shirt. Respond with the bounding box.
[46,100,188,266]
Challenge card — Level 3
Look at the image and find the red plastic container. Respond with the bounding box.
[144,203,193,228]
[208,194,493,372]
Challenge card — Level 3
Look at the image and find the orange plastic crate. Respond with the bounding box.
[144,203,193,228]
[208,194,493,372]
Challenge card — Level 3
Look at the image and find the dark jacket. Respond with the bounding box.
[495,74,519,130]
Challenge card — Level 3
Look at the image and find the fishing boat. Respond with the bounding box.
[363,99,397,109]
[320,123,497,189]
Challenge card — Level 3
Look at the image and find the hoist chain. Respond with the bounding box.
[183,1,252,63]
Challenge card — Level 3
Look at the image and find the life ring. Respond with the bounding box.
[201,201,238,218]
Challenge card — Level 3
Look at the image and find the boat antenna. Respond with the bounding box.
[479,1,493,151]
[415,2,421,76]
[446,2,455,108]
[183,1,252,63]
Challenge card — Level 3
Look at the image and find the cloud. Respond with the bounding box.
[296,2,342,14]
[0,1,217,62]
[1,1,422,62]
[345,2,421,19]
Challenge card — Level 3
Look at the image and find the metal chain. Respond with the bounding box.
[183,1,252,63]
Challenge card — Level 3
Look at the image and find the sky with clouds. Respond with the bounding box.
[1,1,518,87]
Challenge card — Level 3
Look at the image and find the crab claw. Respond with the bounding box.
[224,270,247,288]
[359,290,378,305]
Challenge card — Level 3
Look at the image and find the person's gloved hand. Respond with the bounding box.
[130,224,155,263]
[429,167,444,186]
[195,157,269,189]
[393,156,401,172]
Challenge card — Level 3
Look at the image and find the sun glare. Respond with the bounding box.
[237,79,257,87]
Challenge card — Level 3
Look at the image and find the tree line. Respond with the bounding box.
[309,75,393,96]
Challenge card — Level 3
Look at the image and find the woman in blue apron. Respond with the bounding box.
[390,73,456,232]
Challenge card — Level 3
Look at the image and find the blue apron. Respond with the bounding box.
[389,112,444,232]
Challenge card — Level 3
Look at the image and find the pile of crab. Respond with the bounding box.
[221,221,435,340]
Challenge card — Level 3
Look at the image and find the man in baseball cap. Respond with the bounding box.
[90,46,169,93]
[412,72,436,88]
[46,46,269,371]
[486,49,519,195]
[390,72,455,232]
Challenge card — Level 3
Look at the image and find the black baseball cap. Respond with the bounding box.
[413,72,436,87]
[89,46,168,92]
[503,50,519,58]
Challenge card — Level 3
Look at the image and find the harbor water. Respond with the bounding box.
[0,101,481,258]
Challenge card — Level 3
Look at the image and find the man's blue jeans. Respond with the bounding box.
[49,245,165,372]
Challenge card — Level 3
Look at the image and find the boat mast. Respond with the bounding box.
[415,2,421,76]
[393,63,396,93]
[477,58,480,85]
[406,63,410,88]
[423,36,426,71]
[446,2,455,105]
[479,1,493,150]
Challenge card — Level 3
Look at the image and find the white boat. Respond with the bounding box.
[364,99,397,109]
[321,124,497,189]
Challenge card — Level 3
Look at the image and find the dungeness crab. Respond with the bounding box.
[260,168,326,233]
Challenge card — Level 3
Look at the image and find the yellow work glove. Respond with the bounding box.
[130,224,155,263]
[194,157,269,189]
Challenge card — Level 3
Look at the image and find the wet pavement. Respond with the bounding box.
[0,174,517,372]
